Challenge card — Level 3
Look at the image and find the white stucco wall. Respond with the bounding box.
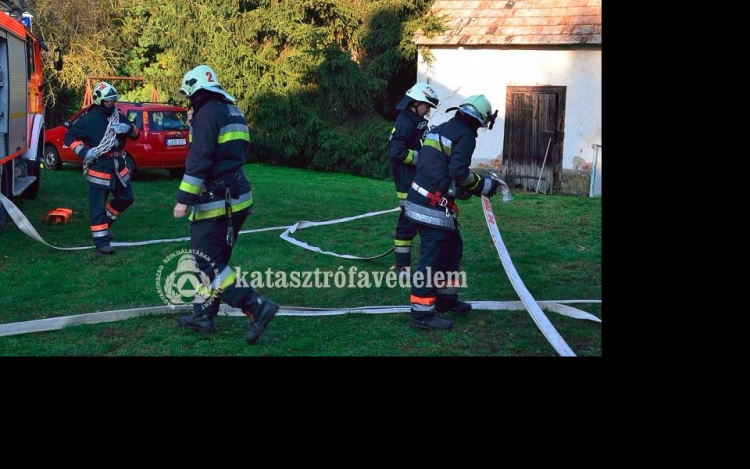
[416,48,602,169]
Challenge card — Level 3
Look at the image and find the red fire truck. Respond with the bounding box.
[0,0,61,230]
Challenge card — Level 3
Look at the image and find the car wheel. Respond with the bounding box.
[125,154,138,180]
[168,168,185,179]
[43,145,62,170]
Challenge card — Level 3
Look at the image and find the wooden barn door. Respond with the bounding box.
[502,86,566,194]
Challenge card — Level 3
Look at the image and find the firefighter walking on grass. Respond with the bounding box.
[404,94,502,330]
[64,82,140,255]
[173,64,279,345]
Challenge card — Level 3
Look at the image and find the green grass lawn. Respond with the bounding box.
[0,163,601,356]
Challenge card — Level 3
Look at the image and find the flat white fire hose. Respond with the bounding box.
[0,192,396,255]
[278,207,398,259]
[1,192,600,353]
[1,192,91,251]
[0,300,599,338]
[481,180,577,356]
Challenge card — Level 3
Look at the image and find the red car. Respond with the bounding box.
[43,101,190,178]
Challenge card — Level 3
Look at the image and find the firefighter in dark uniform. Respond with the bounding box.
[65,82,140,255]
[404,95,502,330]
[173,64,279,345]
[388,83,439,278]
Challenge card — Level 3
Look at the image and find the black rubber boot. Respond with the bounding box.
[96,244,115,255]
[409,315,453,330]
[435,297,472,314]
[246,299,279,344]
[177,314,216,333]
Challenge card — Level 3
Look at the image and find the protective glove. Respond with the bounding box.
[455,187,473,200]
[74,145,96,164]
[481,177,500,197]
[469,174,500,197]
[113,123,130,134]
[407,150,419,166]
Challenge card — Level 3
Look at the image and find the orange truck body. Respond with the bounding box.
[0,0,52,230]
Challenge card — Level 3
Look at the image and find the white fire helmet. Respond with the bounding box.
[178,65,236,102]
[93,82,120,105]
[396,83,440,111]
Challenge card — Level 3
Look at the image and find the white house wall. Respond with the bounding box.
[416,48,602,170]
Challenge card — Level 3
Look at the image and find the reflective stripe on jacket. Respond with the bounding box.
[177,95,252,214]
[64,105,137,189]
[404,116,480,230]
[388,110,428,202]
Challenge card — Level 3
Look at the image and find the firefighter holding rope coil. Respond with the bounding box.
[65,82,140,255]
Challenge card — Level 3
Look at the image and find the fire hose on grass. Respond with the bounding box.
[484,172,576,356]
[1,190,598,354]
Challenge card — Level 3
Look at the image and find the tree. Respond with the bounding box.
[33,0,439,178]
[28,0,141,109]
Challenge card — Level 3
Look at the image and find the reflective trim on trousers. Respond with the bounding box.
[410,294,436,313]
[116,159,130,186]
[91,229,110,238]
[211,265,237,293]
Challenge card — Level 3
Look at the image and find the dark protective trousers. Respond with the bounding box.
[394,207,420,269]
[410,224,463,320]
[88,179,134,248]
[189,207,262,317]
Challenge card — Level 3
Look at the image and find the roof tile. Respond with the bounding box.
[414,0,602,46]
